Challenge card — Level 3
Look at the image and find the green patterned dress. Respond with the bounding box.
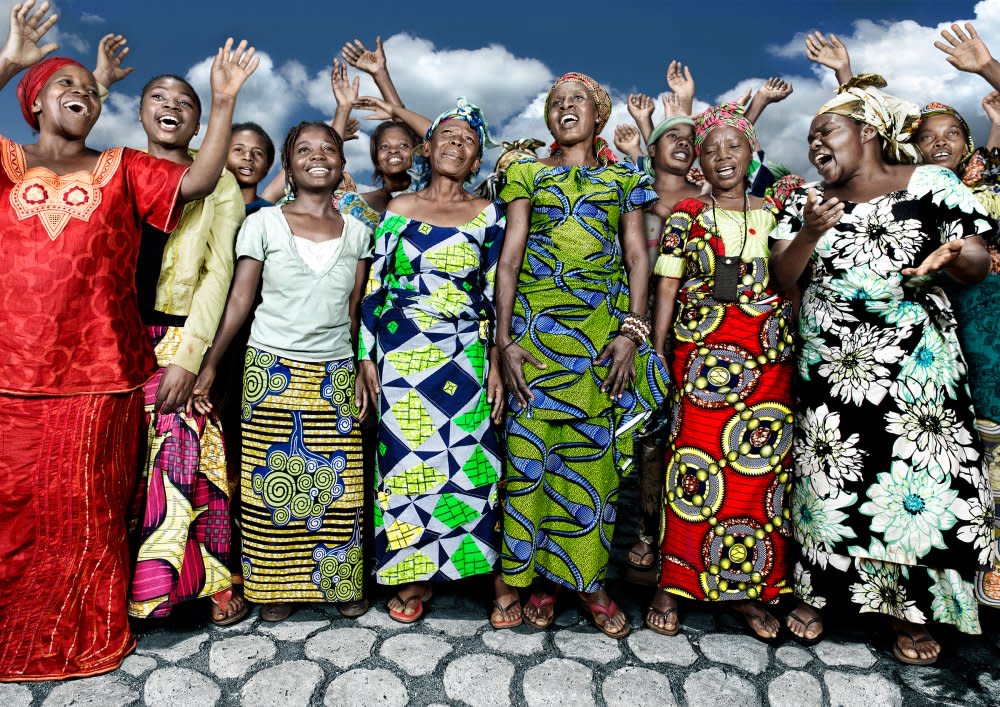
[360,203,505,585]
[498,159,670,591]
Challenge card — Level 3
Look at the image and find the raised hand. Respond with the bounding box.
[757,77,793,104]
[661,91,685,118]
[1,0,59,69]
[355,94,395,121]
[804,32,851,75]
[330,58,359,109]
[210,38,259,102]
[93,33,132,88]
[801,188,843,237]
[666,60,695,113]
[341,36,386,76]
[343,116,361,141]
[984,91,1000,126]
[627,93,655,122]
[614,124,642,157]
[936,23,994,74]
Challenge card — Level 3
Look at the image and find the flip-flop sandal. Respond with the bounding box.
[644,599,680,636]
[735,604,781,644]
[388,588,432,624]
[260,603,294,622]
[627,539,656,571]
[490,597,523,630]
[210,588,250,627]
[522,592,557,630]
[892,629,940,666]
[786,608,824,647]
[337,597,370,618]
[581,598,631,639]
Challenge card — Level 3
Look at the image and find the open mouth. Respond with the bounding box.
[671,149,690,160]
[716,165,736,178]
[930,150,951,161]
[306,166,331,177]
[813,153,833,168]
[386,156,404,165]
[238,166,255,176]
[64,100,88,115]
[157,114,180,130]
[559,114,579,128]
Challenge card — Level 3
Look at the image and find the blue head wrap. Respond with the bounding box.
[411,98,497,190]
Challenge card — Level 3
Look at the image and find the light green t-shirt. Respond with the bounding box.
[236,205,373,362]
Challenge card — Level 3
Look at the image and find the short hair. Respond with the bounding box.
[231,121,276,170]
[280,121,345,196]
[370,120,420,186]
[140,74,202,120]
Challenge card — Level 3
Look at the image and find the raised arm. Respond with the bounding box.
[180,38,258,202]
[665,60,695,117]
[983,91,1000,150]
[805,32,853,85]
[936,23,1000,93]
[627,93,655,143]
[92,33,132,90]
[0,0,59,91]
[330,58,359,140]
[614,124,644,161]
[341,36,404,107]
[355,94,431,138]
[745,77,794,124]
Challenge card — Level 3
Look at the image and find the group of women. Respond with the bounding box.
[0,0,997,682]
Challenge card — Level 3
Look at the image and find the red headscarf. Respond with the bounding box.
[16,57,85,130]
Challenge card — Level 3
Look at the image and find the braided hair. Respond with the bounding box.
[280,121,345,197]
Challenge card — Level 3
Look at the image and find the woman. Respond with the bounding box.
[495,72,670,639]
[193,122,372,622]
[770,76,995,665]
[357,100,507,625]
[0,1,257,680]
[648,102,799,641]
[128,74,247,625]
[228,121,276,215]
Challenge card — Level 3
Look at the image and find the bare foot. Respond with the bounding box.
[523,585,558,629]
[387,581,430,620]
[645,588,679,635]
[785,601,824,643]
[891,619,940,665]
[627,537,656,569]
[733,600,780,641]
[491,574,522,628]
[579,588,630,638]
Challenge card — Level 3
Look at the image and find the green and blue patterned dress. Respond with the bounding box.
[360,203,505,585]
[498,159,670,591]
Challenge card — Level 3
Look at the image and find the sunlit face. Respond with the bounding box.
[426,118,480,180]
[650,123,695,174]
[807,112,869,185]
[288,125,343,192]
[33,65,101,136]
[915,113,968,174]
[546,80,598,144]
[228,129,270,188]
[698,125,752,191]
[140,77,201,149]
[375,126,415,177]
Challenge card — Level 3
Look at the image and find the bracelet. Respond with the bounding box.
[620,312,651,345]
[502,340,519,352]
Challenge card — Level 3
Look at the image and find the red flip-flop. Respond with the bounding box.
[580,598,630,639]
[523,591,557,630]
[388,588,432,624]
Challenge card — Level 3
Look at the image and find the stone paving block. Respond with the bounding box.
[627,630,698,666]
[119,654,158,677]
[444,653,514,707]
[684,667,761,707]
[255,610,328,641]
[814,641,877,668]
[305,627,377,669]
[481,628,546,656]
[554,627,622,664]
[240,660,324,707]
[355,605,415,632]
[136,631,210,662]
[602,666,676,707]
[379,633,453,676]
[522,658,595,707]
[0,683,33,707]
[423,615,487,638]
[768,670,822,707]
[698,634,770,675]
[41,675,138,707]
[824,670,902,707]
[898,666,983,705]
[775,645,813,668]
[209,634,277,679]
[144,667,221,707]
[324,668,409,706]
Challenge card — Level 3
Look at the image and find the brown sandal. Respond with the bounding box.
[892,623,939,666]
[580,596,630,639]
[644,591,679,636]
[260,603,294,622]
[210,587,249,626]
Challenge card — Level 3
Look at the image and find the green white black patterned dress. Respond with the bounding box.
[773,165,996,632]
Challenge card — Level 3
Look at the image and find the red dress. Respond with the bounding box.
[0,136,187,681]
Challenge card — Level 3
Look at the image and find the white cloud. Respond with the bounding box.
[88,91,145,149]
[79,12,104,25]
[0,0,88,54]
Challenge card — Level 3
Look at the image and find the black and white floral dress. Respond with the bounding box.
[773,165,996,632]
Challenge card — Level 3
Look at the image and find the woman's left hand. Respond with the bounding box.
[487,365,505,424]
[902,240,964,277]
[209,38,259,101]
[596,336,637,401]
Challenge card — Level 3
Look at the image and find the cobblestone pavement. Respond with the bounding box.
[7,576,1000,707]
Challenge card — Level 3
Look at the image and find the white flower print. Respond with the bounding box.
[795,404,865,496]
[793,563,827,609]
[817,323,904,407]
[791,478,857,567]
[898,325,962,397]
[886,378,978,480]
[927,569,981,633]
[801,285,856,333]
[828,267,900,304]
[858,460,960,562]
[833,200,922,272]
[850,545,927,623]
[954,495,997,567]
[909,165,989,217]
[868,298,926,328]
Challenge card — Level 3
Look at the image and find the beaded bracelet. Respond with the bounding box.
[620,312,651,345]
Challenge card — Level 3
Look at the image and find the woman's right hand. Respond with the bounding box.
[355,95,395,122]
[190,363,217,416]
[356,359,380,422]
[800,188,843,238]
[500,342,546,409]
[1,0,59,69]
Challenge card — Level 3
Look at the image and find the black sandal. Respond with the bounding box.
[785,607,824,646]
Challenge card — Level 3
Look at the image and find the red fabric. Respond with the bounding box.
[16,57,84,129]
[0,136,188,394]
[0,391,142,681]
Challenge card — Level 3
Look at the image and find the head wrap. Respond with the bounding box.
[474,138,546,201]
[16,57,86,130]
[693,101,759,156]
[917,102,975,168]
[816,74,922,165]
[544,72,616,165]
[410,97,497,190]
[647,115,695,147]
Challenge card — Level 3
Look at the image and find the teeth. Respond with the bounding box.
[65,101,86,113]
[560,115,578,127]
[158,116,179,127]
[307,167,330,176]
[933,151,949,159]
[672,151,688,159]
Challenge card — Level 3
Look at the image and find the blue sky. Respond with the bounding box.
[0,0,990,179]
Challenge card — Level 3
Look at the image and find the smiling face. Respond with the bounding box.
[228,129,271,188]
[546,80,598,145]
[807,112,874,185]
[915,113,968,174]
[650,123,696,175]
[698,125,752,191]
[33,65,101,137]
[375,125,416,177]
[140,77,201,149]
[426,118,480,180]
[287,125,344,194]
